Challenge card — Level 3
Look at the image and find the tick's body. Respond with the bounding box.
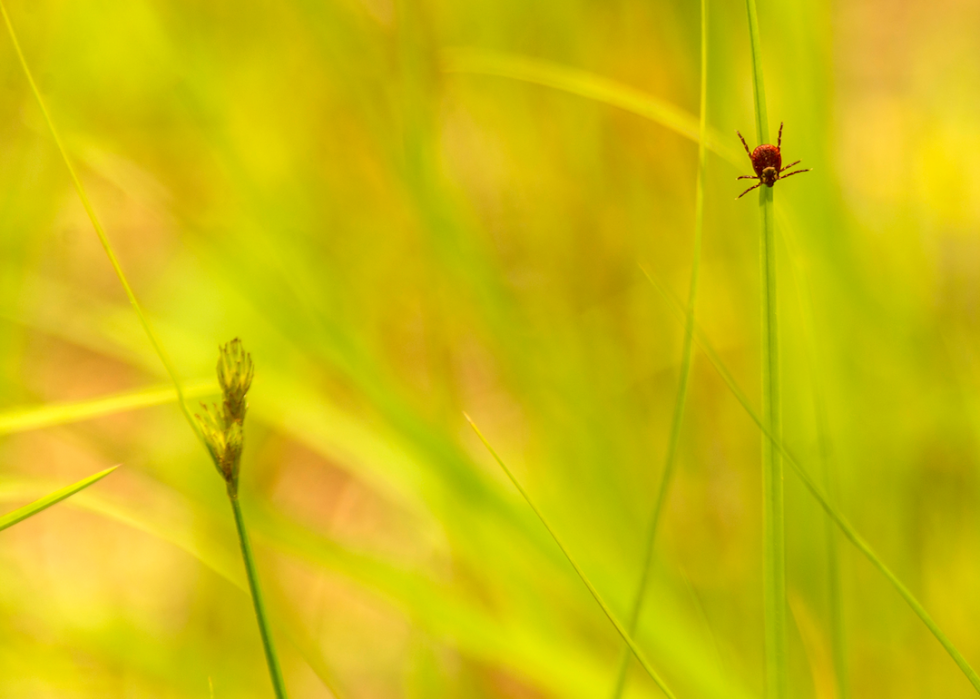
[736,123,810,199]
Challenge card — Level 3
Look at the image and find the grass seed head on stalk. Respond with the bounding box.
[217,338,254,424]
[196,338,253,495]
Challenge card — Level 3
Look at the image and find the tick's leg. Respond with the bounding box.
[737,130,753,159]
[778,122,784,150]
[780,160,800,172]
[778,168,812,180]
[737,175,759,180]
[737,181,763,199]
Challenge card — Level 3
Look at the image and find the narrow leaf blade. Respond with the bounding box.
[0,466,119,532]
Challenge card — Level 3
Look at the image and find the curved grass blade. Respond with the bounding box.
[0,381,217,436]
[611,0,709,695]
[464,413,679,699]
[0,466,118,532]
[641,265,980,693]
[0,8,290,695]
[0,0,203,447]
[441,48,744,168]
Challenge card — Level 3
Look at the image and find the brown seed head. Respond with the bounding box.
[217,338,254,424]
[197,338,254,496]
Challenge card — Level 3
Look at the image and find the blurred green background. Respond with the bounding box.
[0,0,979,696]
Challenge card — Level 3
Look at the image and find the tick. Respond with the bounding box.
[735,122,811,199]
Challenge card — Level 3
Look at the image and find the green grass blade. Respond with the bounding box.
[759,183,786,699]
[611,0,709,695]
[744,0,770,146]
[464,413,679,699]
[0,381,217,436]
[741,1,784,696]
[0,0,203,447]
[230,495,289,699]
[0,466,118,532]
[641,266,980,694]
[441,48,744,168]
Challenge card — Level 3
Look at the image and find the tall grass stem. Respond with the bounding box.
[742,1,786,696]
[610,0,708,694]
[232,495,289,699]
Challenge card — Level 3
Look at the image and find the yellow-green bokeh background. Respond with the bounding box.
[1,0,979,697]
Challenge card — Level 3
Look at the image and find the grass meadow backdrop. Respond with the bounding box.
[0,0,979,697]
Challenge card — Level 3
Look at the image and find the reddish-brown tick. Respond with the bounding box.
[735,122,811,199]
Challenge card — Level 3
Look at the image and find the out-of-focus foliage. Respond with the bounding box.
[0,0,979,697]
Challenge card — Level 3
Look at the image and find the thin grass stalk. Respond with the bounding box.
[0,7,290,696]
[0,466,118,532]
[610,0,708,694]
[743,1,786,696]
[232,495,289,699]
[0,0,204,447]
[464,414,679,699]
[641,266,980,693]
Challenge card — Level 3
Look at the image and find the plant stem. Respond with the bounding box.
[743,1,785,697]
[760,184,786,699]
[231,494,289,699]
[610,0,708,694]
[744,0,769,147]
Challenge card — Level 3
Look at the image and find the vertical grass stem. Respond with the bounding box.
[610,0,708,695]
[742,1,786,696]
[232,495,289,699]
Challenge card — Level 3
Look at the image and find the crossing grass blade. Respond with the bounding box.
[641,265,980,693]
[0,466,118,532]
[464,412,680,699]
[441,48,744,167]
